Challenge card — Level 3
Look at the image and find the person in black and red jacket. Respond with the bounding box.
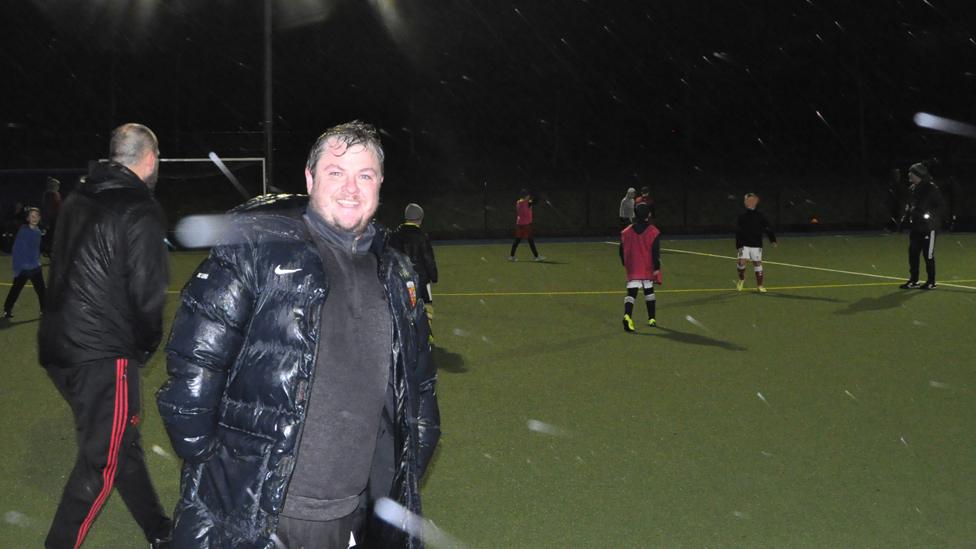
[40,176,62,256]
[634,185,655,219]
[38,123,172,549]
[619,203,662,332]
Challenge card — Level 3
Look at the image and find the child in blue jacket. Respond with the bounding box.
[4,207,46,318]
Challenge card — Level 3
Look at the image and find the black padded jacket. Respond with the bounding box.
[904,180,946,233]
[157,211,440,548]
[38,161,169,367]
[387,223,438,295]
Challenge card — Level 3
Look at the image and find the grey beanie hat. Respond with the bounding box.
[404,203,424,222]
[908,162,930,180]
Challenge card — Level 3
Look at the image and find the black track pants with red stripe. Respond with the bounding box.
[44,358,171,549]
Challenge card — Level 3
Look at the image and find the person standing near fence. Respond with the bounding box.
[41,177,62,256]
[38,123,172,548]
[619,187,636,228]
[3,206,45,319]
[735,192,777,293]
[899,162,945,289]
[509,188,545,261]
[635,185,656,218]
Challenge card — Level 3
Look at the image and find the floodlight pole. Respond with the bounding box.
[263,0,273,194]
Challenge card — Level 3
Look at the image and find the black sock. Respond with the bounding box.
[644,288,656,319]
[624,288,638,316]
[528,239,539,257]
[510,238,521,257]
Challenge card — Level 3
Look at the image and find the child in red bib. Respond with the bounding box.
[619,203,661,332]
[508,189,545,262]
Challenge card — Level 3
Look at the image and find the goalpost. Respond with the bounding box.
[158,157,267,197]
[149,156,269,224]
[98,156,268,198]
[0,156,270,250]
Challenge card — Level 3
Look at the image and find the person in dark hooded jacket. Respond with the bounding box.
[157,121,440,549]
[899,162,945,289]
[38,123,172,548]
[619,203,662,332]
[388,203,438,328]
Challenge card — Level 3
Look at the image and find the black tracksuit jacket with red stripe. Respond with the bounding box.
[38,161,169,367]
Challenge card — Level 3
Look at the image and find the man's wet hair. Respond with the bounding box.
[110,124,158,168]
[306,120,385,175]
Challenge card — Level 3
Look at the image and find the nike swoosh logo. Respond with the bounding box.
[274,265,302,275]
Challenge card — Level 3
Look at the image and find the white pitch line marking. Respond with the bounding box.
[663,247,976,290]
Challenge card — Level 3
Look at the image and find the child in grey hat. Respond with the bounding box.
[388,203,439,330]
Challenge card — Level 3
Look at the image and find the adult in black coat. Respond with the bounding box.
[388,203,438,318]
[158,121,440,548]
[899,163,945,289]
[39,123,172,548]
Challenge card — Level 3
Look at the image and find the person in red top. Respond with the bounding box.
[508,188,545,261]
[41,176,62,256]
[619,203,662,332]
[634,185,655,219]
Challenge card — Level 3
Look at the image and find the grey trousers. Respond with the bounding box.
[276,510,362,549]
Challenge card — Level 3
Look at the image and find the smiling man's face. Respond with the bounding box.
[305,138,383,234]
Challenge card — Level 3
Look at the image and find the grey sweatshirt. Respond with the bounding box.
[281,212,392,521]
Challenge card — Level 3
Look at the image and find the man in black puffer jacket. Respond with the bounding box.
[39,123,172,548]
[157,121,440,548]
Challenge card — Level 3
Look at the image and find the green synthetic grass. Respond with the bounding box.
[2,233,975,548]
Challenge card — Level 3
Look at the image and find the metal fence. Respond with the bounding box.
[3,169,972,244]
[376,174,973,239]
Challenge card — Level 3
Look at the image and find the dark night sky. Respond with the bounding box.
[2,0,976,193]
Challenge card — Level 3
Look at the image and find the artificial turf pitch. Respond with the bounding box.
[1,232,974,548]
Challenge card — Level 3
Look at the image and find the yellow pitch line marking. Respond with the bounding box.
[119,277,976,296]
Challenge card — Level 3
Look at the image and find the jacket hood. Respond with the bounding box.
[84,161,148,195]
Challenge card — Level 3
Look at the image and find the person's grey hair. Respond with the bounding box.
[109,123,159,168]
[306,120,385,175]
[744,192,758,200]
